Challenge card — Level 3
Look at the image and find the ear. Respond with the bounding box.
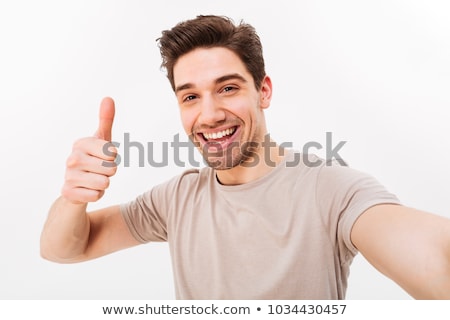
[259,75,273,109]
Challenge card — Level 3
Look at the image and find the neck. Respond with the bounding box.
[215,139,285,185]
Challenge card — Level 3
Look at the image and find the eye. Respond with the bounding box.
[183,94,197,103]
[221,85,238,94]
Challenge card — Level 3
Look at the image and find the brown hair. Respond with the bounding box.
[157,15,266,91]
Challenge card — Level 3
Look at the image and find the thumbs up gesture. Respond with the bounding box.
[94,97,115,142]
[62,97,118,204]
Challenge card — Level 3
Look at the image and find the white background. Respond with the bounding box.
[0,0,449,299]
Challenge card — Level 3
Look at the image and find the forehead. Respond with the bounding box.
[173,47,252,88]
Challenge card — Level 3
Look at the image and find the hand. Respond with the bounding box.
[61,97,118,204]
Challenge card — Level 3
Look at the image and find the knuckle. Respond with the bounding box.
[66,152,81,168]
[72,137,87,150]
[64,166,82,184]
[63,170,75,184]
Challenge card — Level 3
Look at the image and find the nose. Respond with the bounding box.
[197,95,226,126]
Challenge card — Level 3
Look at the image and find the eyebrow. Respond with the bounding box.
[175,73,248,93]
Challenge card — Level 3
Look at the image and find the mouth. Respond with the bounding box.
[201,126,237,141]
[196,126,239,150]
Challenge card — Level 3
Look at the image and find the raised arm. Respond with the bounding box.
[351,204,450,299]
[40,97,140,263]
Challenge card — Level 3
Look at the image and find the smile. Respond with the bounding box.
[202,127,237,141]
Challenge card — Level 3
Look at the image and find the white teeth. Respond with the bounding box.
[202,127,235,140]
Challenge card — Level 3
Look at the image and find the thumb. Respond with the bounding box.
[94,97,115,141]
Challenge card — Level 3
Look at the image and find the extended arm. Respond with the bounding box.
[351,204,450,299]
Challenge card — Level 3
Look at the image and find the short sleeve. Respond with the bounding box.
[120,177,179,243]
[120,169,200,243]
[316,161,401,265]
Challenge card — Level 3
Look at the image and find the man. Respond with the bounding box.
[40,15,450,299]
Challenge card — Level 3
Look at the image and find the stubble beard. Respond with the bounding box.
[190,125,261,171]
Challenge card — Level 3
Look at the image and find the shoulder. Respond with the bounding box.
[316,158,390,196]
[280,151,347,184]
[281,151,375,201]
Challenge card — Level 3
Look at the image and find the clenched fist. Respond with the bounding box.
[61,97,118,204]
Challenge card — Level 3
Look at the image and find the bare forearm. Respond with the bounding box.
[41,98,119,263]
[40,196,90,263]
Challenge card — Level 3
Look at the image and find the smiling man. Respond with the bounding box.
[40,15,450,299]
[174,46,281,183]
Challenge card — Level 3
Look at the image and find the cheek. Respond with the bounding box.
[233,99,259,124]
[179,109,197,134]
[226,98,252,119]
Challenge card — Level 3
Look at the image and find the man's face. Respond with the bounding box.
[173,47,271,169]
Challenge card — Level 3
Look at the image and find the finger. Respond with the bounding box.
[65,170,111,191]
[61,185,105,204]
[66,151,117,177]
[72,137,118,161]
[94,97,115,141]
[62,170,109,203]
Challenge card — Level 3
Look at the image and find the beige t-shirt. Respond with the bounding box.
[120,150,400,299]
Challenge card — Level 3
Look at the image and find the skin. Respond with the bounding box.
[352,205,450,299]
[40,47,450,298]
[40,98,140,263]
[173,47,283,185]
